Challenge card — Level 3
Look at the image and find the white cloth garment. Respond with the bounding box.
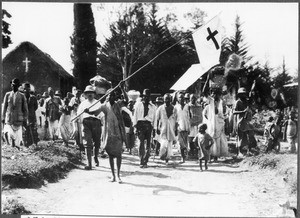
[132,101,156,126]
[3,124,23,147]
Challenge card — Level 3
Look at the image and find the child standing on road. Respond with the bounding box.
[193,123,214,171]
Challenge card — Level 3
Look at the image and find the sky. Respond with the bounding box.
[2,2,299,77]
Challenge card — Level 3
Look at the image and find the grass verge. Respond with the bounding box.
[2,140,82,189]
[240,153,297,195]
[2,198,32,214]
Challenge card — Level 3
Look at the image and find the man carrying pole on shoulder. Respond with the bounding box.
[77,85,102,170]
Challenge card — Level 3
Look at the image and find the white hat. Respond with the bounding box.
[127,90,140,101]
[237,87,247,94]
[84,85,95,93]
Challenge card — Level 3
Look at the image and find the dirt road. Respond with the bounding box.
[3,147,295,217]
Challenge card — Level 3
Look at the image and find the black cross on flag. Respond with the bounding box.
[206,27,219,50]
[192,15,222,72]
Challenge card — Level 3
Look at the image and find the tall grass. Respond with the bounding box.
[2,141,82,188]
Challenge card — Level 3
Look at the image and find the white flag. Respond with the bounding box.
[170,64,206,90]
[192,15,222,71]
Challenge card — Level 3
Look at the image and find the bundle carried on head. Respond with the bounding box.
[127,90,140,101]
[20,82,35,93]
[89,75,112,95]
[224,53,242,76]
[209,65,226,91]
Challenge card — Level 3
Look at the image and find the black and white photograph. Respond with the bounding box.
[1,2,298,217]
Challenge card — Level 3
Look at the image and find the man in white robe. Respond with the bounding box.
[155,94,177,165]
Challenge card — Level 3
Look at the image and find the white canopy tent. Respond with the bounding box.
[170,64,207,91]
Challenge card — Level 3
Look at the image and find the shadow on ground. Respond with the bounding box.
[122,181,230,196]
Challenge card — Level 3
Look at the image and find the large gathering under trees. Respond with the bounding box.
[2,3,298,108]
[67,3,298,109]
[1,4,297,216]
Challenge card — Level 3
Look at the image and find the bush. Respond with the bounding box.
[240,153,280,169]
[2,141,82,189]
[240,153,297,196]
[251,110,276,135]
[2,198,31,214]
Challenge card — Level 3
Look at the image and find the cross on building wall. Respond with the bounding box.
[22,57,31,73]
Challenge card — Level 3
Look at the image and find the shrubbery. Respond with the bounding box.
[2,198,31,214]
[240,153,297,195]
[2,141,82,189]
[251,109,277,135]
[241,153,281,169]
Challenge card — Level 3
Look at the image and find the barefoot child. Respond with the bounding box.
[193,123,214,171]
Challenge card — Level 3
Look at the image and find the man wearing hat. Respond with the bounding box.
[84,84,128,182]
[77,85,102,170]
[154,97,164,107]
[184,93,190,104]
[2,78,28,148]
[54,90,62,97]
[133,88,156,168]
[54,90,62,107]
[233,87,254,156]
[45,87,62,140]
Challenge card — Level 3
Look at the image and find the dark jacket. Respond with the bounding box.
[26,94,38,123]
[2,91,28,126]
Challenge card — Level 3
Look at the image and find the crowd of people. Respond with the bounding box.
[2,77,298,182]
[263,106,298,154]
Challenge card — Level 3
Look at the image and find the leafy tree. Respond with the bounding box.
[292,70,298,82]
[246,63,273,109]
[219,15,264,106]
[223,59,274,110]
[165,7,206,58]
[271,58,295,107]
[2,9,12,49]
[97,3,151,90]
[163,12,179,37]
[71,3,98,91]
[220,15,251,66]
[157,7,206,93]
[133,3,192,93]
[272,57,293,88]
[183,8,207,29]
[130,3,195,93]
[97,3,213,94]
[97,3,192,93]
